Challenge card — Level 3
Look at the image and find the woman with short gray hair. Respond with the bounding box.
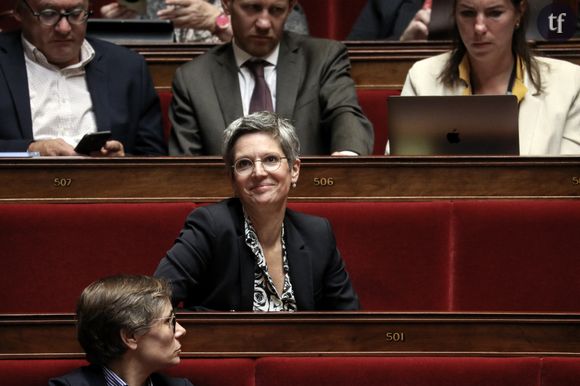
[156,111,359,312]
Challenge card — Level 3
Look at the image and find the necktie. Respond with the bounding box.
[246,60,274,113]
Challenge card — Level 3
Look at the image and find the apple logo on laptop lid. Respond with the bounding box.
[446,129,460,144]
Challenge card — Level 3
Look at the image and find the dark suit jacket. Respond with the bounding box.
[348,0,422,40]
[48,365,193,386]
[0,32,166,155]
[154,198,360,311]
[168,32,373,156]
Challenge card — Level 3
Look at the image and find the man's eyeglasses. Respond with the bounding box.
[21,0,91,26]
[233,154,287,176]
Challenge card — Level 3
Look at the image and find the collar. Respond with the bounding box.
[102,366,153,386]
[458,54,527,103]
[232,40,280,69]
[21,36,95,74]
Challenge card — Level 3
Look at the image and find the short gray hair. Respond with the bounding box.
[222,112,300,177]
[76,275,172,366]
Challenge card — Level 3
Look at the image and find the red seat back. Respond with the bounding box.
[0,203,196,313]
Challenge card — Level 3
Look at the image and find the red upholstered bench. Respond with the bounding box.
[0,202,196,313]
[5,356,580,386]
[159,90,173,142]
[357,88,400,155]
[542,358,580,386]
[451,200,580,312]
[0,359,88,386]
[3,200,580,314]
[288,202,452,311]
[255,357,542,386]
[0,358,255,386]
[166,358,256,386]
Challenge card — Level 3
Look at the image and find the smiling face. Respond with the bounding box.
[14,0,88,68]
[455,0,522,63]
[134,303,186,372]
[222,0,295,57]
[231,132,299,210]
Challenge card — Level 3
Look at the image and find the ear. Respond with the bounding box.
[290,158,300,185]
[120,328,139,351]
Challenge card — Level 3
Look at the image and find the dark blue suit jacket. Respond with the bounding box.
[0,32,166,155]
[48,365,193,386]
[155,198,360,311]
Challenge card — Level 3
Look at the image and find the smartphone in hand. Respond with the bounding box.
[74,131,112,155]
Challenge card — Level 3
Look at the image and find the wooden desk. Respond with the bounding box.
[1,156,579,203]
[1,313,580,358]
[131,40,580,90]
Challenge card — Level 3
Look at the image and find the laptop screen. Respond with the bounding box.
[388,95,519,156]
[86,19,175,43]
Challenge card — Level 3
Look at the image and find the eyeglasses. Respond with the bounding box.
[21,0,91,26]
[232,154,287,176]
[151,311,177,334]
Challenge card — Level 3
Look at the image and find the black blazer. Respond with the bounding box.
[48,365,193,386]
[0,31,166,155]
[155,198,360,311]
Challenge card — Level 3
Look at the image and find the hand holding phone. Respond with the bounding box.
[74,131,112,155]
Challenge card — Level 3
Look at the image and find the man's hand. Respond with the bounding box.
[158,0,220,31]
[400,8,431,41]
[92,140,125,157]
[28,139,77,156]
[100,2,139,19]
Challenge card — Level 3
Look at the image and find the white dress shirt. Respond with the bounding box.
[22,37,97,147]
[232,41,279,116]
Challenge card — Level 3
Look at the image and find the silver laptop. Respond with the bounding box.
[388,95,519,155]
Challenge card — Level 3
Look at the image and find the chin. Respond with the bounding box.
[247,44,276,58]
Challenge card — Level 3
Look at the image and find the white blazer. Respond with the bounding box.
[401,53,580,155]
